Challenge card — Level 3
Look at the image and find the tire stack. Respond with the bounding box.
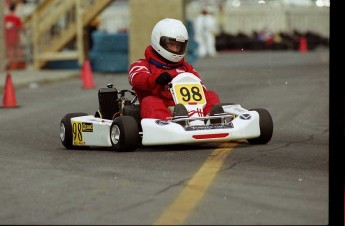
[89,31,129,73]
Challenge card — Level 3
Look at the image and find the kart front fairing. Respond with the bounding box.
[141,109,260,145]
[140,73,261,145]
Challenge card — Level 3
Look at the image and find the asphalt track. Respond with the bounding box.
[0,50,330,225]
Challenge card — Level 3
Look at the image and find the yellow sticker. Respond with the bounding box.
[173,83,206,105]
[72,121,85,145]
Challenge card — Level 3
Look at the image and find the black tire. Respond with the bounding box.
[110,116,139,152]
[60,112,88,149]
[247,108,273,144]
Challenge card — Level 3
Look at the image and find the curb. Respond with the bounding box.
[0,71,80,90]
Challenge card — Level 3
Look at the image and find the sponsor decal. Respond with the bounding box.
[155,120,170,125]
[82,122,93,132]
[239,114,251,120]
[176,69,186,73]
[185,123,233,131]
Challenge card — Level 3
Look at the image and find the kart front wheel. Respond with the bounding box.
[60,112,88,149]
[110,116,139,152]
[247,108,273,144]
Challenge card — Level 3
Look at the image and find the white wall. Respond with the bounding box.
[186,0,330,38]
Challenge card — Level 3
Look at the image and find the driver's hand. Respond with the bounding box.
[155,72,172,86]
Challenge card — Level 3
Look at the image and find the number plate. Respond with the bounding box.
[72,121,86,145]
[173,83,206,105]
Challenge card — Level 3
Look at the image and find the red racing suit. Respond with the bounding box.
[128,45,220,120]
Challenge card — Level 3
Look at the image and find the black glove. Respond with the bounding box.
[155,72,172,86]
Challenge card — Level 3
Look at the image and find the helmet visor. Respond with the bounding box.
[160,36,188,55]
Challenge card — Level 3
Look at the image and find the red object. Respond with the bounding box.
[299,36,308,52]
[2,72,18,108]
[81,60,95,89]
[4,12,25,69]
[4,13,23,45]
[192,133,229,139]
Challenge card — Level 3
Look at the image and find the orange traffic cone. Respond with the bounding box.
[81,60,95,89]
[1,72,19,108]
[299,36,308,53]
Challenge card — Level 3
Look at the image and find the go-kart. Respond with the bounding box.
[60,73,273,151]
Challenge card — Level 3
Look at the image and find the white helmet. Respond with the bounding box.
[151,18,189,63]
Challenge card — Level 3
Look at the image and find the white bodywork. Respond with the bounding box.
[69,105,260,147]
[141,108,260,145]
[70,116,113,147]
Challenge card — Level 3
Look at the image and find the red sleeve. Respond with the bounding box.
[128,59,156,91]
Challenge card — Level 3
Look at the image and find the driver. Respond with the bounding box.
[128,18,223,120]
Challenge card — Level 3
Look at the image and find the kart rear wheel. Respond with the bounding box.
[110,116,139,152]
[60,112,88,149]
[247,108,273,144]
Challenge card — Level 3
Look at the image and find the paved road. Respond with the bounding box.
[0,50,331,225]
